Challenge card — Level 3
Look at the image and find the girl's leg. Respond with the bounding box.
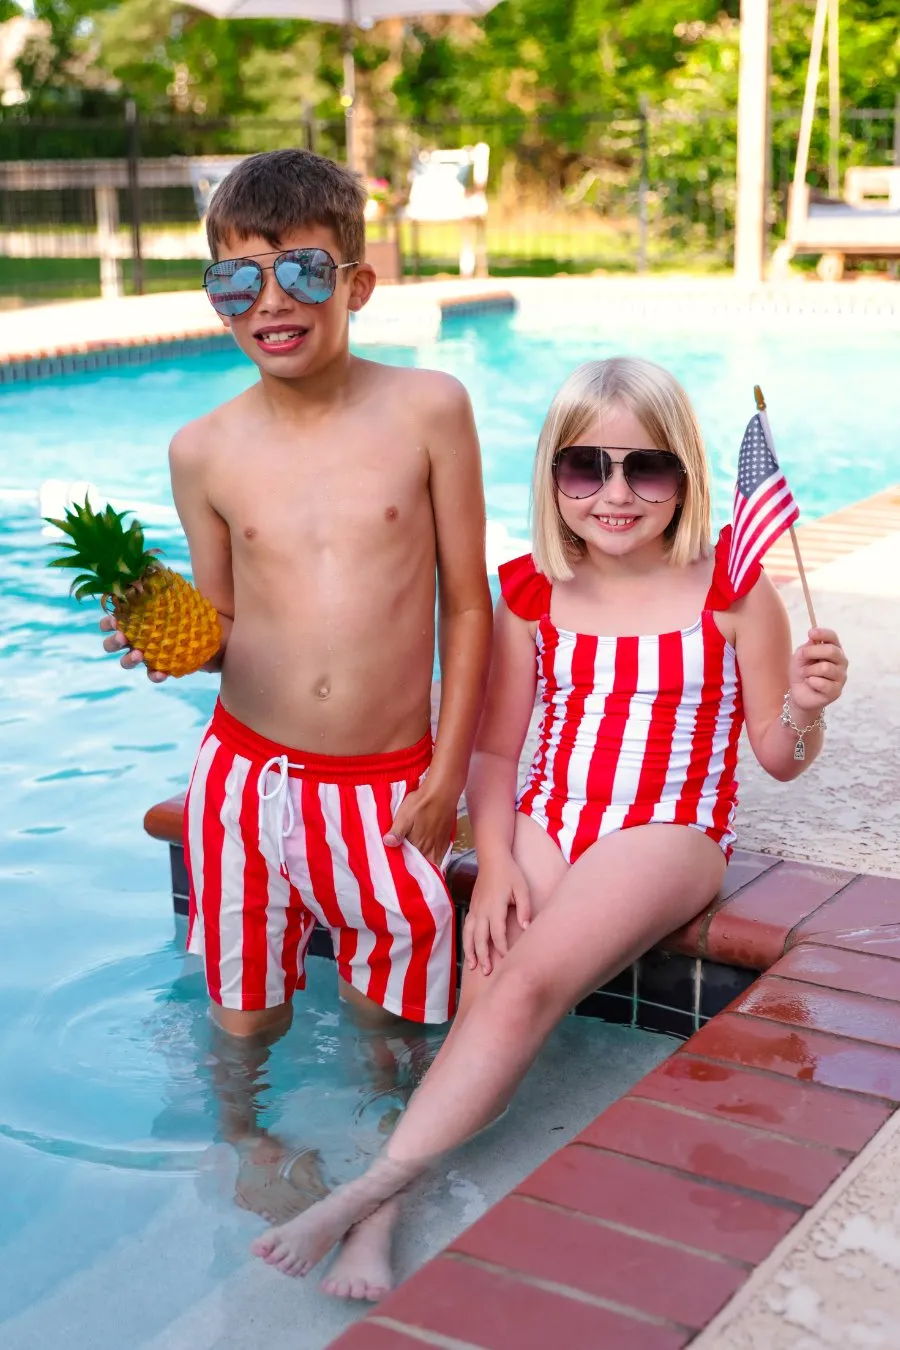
[318,817,568,1300]
[253,823,725,1277]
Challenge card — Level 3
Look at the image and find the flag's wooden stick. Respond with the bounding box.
[753,385,818,628]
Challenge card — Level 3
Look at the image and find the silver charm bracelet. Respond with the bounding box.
[781,691,826,762]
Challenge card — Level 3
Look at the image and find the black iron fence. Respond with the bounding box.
[0,105,896,305]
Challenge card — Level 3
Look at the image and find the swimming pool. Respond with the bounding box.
[1,307,898,1349]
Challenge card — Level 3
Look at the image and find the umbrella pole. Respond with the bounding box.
[342,0,358,172]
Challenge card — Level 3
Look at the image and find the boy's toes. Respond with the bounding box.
[250,1233,276,1257]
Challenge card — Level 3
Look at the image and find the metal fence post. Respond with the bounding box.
[638,98,650,273]
[126,99,144,296]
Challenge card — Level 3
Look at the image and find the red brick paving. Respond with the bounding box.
[630,1054,891,1151]
[575,1095,848,1206]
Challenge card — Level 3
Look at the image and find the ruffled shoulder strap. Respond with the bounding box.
[498,553,552,620]
[705,524,763,610]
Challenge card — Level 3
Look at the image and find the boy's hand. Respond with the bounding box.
[99,613,168,683]
[383,783,457,867]
[463,858,532,976]
[789,626,847,715]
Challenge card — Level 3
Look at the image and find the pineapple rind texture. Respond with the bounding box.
[47,499,222,678]
[116,569,222,679]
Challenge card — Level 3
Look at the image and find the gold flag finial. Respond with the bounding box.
[753,385,766,411]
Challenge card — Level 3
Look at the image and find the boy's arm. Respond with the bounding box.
[169,426,235,671]
[384,374,492,863]
[101,424,234,678]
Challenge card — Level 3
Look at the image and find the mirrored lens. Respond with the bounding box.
[204,259,262,316]
[274,248,336,305]
[623,451,683,503]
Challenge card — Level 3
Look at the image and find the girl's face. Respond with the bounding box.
[554,401,684,559]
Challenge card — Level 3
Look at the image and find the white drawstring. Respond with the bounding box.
[257,755,303,869]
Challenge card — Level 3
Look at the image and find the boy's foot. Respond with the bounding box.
[235,1142,329,1224]
[319,1198,400,1302]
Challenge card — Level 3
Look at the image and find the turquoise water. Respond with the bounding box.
[0,310,898,1346]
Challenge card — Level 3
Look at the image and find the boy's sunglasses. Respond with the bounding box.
[553,446,685,503]
[203,247,358,317]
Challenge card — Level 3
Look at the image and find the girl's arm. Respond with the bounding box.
[733,573,848,781]
[464,599,538,972]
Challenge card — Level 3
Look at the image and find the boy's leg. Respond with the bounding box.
[185,725,323,1220]
[252,822,726,1277]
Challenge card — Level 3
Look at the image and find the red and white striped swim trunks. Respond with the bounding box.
[184,701,456,1022]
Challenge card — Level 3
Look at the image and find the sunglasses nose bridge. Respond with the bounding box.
[601,457,637,500]
[254,262,294,312]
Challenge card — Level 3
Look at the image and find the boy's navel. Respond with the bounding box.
[314,680,331,701]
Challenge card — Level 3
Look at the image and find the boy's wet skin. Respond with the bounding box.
[191,358,455,758]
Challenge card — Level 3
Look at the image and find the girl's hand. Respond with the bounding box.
[789,627,848,716]
[463,857,532,977]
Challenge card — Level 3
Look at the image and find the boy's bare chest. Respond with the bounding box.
[212,435,432,560]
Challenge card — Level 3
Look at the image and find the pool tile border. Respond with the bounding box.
[0,291,518,383]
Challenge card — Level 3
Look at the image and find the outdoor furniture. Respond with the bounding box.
[774,167,900,281]
[774,0,900,280]
[402,143,490,279]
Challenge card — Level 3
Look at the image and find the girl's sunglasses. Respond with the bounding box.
[203,247,358,318]
[553,446,685,503]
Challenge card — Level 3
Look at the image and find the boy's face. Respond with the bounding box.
[209,224,375,379]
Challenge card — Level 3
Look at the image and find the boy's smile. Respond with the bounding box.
[252,322,311,356]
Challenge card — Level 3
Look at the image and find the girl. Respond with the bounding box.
[251,356,848,1298]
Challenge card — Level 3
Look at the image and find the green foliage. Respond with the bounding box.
[7,0,896,128]
[46,498,158,601]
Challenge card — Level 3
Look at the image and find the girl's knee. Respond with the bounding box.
[489,962,556,1026]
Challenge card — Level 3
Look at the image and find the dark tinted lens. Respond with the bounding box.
[204,259,262,316]
[623,451,683,503]
[554,447,606,499]
[274,248,336,304]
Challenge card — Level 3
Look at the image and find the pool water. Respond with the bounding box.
[1,308,898,1348]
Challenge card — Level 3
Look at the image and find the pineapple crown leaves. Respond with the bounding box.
[45,497,164,603]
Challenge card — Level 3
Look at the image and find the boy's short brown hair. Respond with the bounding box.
[205,149,367,264]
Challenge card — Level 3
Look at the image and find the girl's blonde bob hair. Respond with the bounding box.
[532,356,712,581]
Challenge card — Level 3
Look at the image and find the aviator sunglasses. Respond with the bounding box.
[203,247,359,318]
[553,446,686,504]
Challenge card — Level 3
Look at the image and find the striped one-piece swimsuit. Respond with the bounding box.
[498,528,759,865]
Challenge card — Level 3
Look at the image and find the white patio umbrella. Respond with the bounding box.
[186,0,504,169]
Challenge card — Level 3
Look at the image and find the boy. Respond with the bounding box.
[102,149,492,1255]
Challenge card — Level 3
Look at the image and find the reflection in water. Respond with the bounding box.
[0,943,443,1190]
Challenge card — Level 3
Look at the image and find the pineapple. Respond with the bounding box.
[46,498,221,678]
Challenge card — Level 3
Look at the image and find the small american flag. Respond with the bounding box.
[728,412,799,595]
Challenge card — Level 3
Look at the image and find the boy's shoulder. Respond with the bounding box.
[168,386,256,468]
[363,359,471,413]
